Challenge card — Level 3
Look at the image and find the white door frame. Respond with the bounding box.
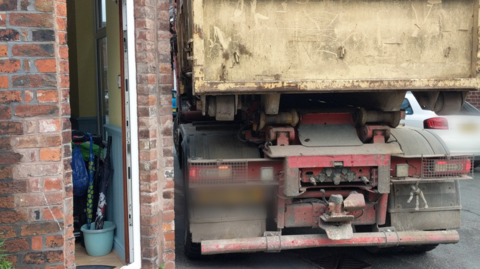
[121,0,141,267]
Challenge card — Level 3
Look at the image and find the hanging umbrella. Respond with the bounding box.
[85,134,95,229]
[95,136,113,230]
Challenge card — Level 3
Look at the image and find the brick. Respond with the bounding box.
[163,211,174,221]
[0,29,19,41]
[44,178,61,191]
[29,178,41,192]
[60,75,69,88]
[9,13,53,27]
[0,122,22,135]
[59,60,68,74]
[0,59,21,73]
[0,166,13,179]
[15,104,58,117]
[56,2,66,16]
[58,46,68,59]
[32,29,55,41]
[24,252,46,264]
[0,76,8,88]
[15,135,62,149]
[45,250,64,262]
[0,196,14,208]
[164,240,175,251]
[163,251,175,262]
[58,32,67,45]
[36,59,57,73]
[0,210,27,224]
[0,45,7,57]
[43,207,63,220]
[0,106,11,119]
[39,119,61,132]
[0,180,27,194]
[162,222,174,233]
[45,235,63,248]
[56,17,66,31]
[164,232,175,241]
[0,137,11,150]
[12,74,56,88]
[16,193,63,207]
[4,238,29,253]
[21,0,28,10]
[163,190,173,199]
[32,237,42,250]
[25,90,33,103]
[21,222,63,236]
[12,44,54,57]
[0,0,16,10]
[164,262,175,269]
[0,152,22,165]
[35,0,54,11]
[0,225,16,238]
[0,91,21,103]
[40,148,60,161]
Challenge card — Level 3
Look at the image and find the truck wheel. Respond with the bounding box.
[184,216,202,259]
[365,246,403,254]
[474,161,480,168]
[402,244,438,253]
[181,146,203,259]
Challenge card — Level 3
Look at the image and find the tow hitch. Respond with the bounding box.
[319,192,366,240]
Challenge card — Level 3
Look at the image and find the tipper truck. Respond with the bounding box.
[171,0,478,258]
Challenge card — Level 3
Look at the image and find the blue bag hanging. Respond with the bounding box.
[72,144,89,196]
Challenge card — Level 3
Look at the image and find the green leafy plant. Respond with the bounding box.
[0,238,13,269]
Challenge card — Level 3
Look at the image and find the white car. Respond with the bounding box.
[402,92,480,167]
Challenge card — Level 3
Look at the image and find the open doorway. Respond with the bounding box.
[66,0,130,267]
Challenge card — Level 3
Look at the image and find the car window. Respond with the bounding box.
[401,98,413,115]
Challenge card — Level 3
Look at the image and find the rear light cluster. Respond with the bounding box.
[189,165,233,180]
[433,160,471,173]
[188,160,282,184]
[422,157,472,178]
[424,117,448,130]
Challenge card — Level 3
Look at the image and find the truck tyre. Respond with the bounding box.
[474,161,480,168]
[184,216,202,259]
[365,246,403,254]
[181,145,203,259]
[402,244,438,253]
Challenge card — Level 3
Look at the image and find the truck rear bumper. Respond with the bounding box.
[201,230,459,255]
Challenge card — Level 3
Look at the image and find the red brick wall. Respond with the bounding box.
[134,0,174,268]
[0,0,73,268]
[466,89,480,109]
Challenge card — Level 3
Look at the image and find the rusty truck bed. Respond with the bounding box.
[178,0,480,94]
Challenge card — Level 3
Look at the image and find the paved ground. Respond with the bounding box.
[174,154,480,269]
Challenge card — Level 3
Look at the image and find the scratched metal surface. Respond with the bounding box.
[187,0,480,93]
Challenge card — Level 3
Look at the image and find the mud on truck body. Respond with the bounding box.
[171,0,479,258]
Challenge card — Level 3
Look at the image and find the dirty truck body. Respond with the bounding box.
[172,0,478,257]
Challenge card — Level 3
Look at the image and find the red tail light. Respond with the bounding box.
[188,165,233,181]
[434,160,471,173]
[424,117,448,130]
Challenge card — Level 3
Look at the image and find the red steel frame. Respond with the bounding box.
[201,230,459,254]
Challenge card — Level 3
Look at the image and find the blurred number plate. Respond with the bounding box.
[460,124,477,133]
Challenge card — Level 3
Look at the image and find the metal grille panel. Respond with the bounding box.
[421,156,473,179]
[189,161,248,184]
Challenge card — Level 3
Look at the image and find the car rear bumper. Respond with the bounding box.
[201,230,459,255]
